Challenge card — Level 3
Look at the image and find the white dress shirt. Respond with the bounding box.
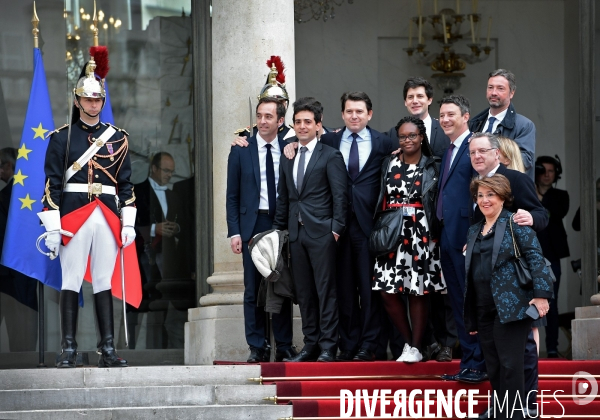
[339,127,372,172]
[257,134,281,210]
[293,137,318,187]
[149,177,168,237]
[483,108,508,133]
[449,129,471,167]
[423,114,432,141]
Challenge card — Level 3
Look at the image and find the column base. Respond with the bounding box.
[571,305,600,360]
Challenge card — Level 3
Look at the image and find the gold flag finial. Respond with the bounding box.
[92,0,99,46]
[32,1,40,49]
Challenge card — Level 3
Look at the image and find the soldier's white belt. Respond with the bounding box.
[64,126,116,183]
[64,183,116,196]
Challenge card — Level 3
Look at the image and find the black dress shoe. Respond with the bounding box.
[247,347,266,363]
[284,348,319,362]
[336,350,355,361]
[353,348,375,361]
[317,349,335,362]
[275,347,298,362]
[436,346,453,362]
[456,369,488,384]
[441,368,469,381]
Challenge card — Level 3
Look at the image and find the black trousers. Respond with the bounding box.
[290,225,339,352]
[477,305,533,420]
[242,214,293,351]
[336,213,382,352]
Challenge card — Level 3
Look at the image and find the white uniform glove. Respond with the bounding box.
[121,206,137,248]
[37,210,62,260]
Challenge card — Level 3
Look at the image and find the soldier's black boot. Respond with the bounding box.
[56,290,79,368]
[94,290,128,368]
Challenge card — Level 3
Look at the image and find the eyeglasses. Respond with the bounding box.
[469,148,497,157]
[398,133,420,142]
[476,192,497,200]
[159,167,175,175]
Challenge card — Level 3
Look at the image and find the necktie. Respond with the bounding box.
[485,116,497,133]
[436,143,456,221]
[296,146,308,193]
[265,143,276,217]
[348,133,360,180]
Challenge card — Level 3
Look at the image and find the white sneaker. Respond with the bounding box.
[396,344,411,362]
[403,347,423,363]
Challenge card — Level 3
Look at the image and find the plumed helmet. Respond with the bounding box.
[74,57,106,98]
[258,56,289,102]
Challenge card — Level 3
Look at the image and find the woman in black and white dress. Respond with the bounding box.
[372,116,446,363]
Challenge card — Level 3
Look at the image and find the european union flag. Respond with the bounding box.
[1,48,62,290]
[99,79,114,124]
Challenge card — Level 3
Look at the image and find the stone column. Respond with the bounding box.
[185,0,299,365]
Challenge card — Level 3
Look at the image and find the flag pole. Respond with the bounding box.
[92,0,99,47]
[32,1,47,368]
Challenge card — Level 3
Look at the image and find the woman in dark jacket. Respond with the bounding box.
[534,156,569,357]
[465,174,553,420]
[372,116,446,363]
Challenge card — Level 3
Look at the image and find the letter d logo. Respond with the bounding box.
[572,371,598,406]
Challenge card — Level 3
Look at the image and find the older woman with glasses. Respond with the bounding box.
[465,174,553,419]
[372,116,446,363]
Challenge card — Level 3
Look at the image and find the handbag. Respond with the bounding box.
[509,217,556,289]
[369,209,404,257]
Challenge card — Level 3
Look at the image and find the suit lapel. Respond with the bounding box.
[249,137,261,191]
[447,133,471,179]
[300,142,323,195]
[465,223,480,276]
[492,213,509,269]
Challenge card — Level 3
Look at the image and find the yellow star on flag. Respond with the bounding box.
[17,144,32,160]
[13,169,28,186]
[19,194,36,210]
[31,123,49,140]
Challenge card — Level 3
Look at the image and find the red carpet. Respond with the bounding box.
[254,360,600,418]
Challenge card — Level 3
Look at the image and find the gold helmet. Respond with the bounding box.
[258,56,289,103]
[74,58,106,98]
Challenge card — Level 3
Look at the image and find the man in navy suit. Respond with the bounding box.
[436,95,487,384]
[226,97,294,363]
[319,92,397,361]
[385,77,450,159]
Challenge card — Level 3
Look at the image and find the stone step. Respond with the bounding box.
[0,365,260,390]
[0,384,275,411]
[0,404,292,420]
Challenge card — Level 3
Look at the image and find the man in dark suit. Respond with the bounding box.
[226,97,295,363]
[385,77,450,158]
[469,132,548,418]
[436,95,487,384]
[318,92,396,361]
[273,98,348,362]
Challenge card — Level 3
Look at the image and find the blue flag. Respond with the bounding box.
[1,48,62,290]
[99,79,114,124]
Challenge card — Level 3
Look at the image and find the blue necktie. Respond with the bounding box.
[436,143,455,221]
[348,133,360,180]
[485,116,497,133]
[265,144,276,217]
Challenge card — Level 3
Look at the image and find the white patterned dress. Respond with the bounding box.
[372,159,446,295]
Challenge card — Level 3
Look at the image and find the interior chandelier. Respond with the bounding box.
[294,0,354,23]
[404,0,493,94]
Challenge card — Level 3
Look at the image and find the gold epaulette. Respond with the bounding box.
[234,123,256,135]
[106,122,130,136]
[46,124,68,139]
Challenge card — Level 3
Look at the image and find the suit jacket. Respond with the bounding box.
[464,209,554,331]
[469,103,536,177]
[226,135,288,242]
[385,118,450,159]
[437,133,476,250]
[321,127,396,237]
[537,187,570,260]
[272,141,348,242]
[471,164,548,233]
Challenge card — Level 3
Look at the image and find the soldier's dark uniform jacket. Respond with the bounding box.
[235,123,292,142]
[42,120,135,216]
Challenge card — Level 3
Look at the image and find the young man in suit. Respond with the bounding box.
[469,69,536,178]
[436,95,487,384]
[273,98,348,362]
[318,92,396,361]
[385,77,450,159]
[226,97,295,363]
